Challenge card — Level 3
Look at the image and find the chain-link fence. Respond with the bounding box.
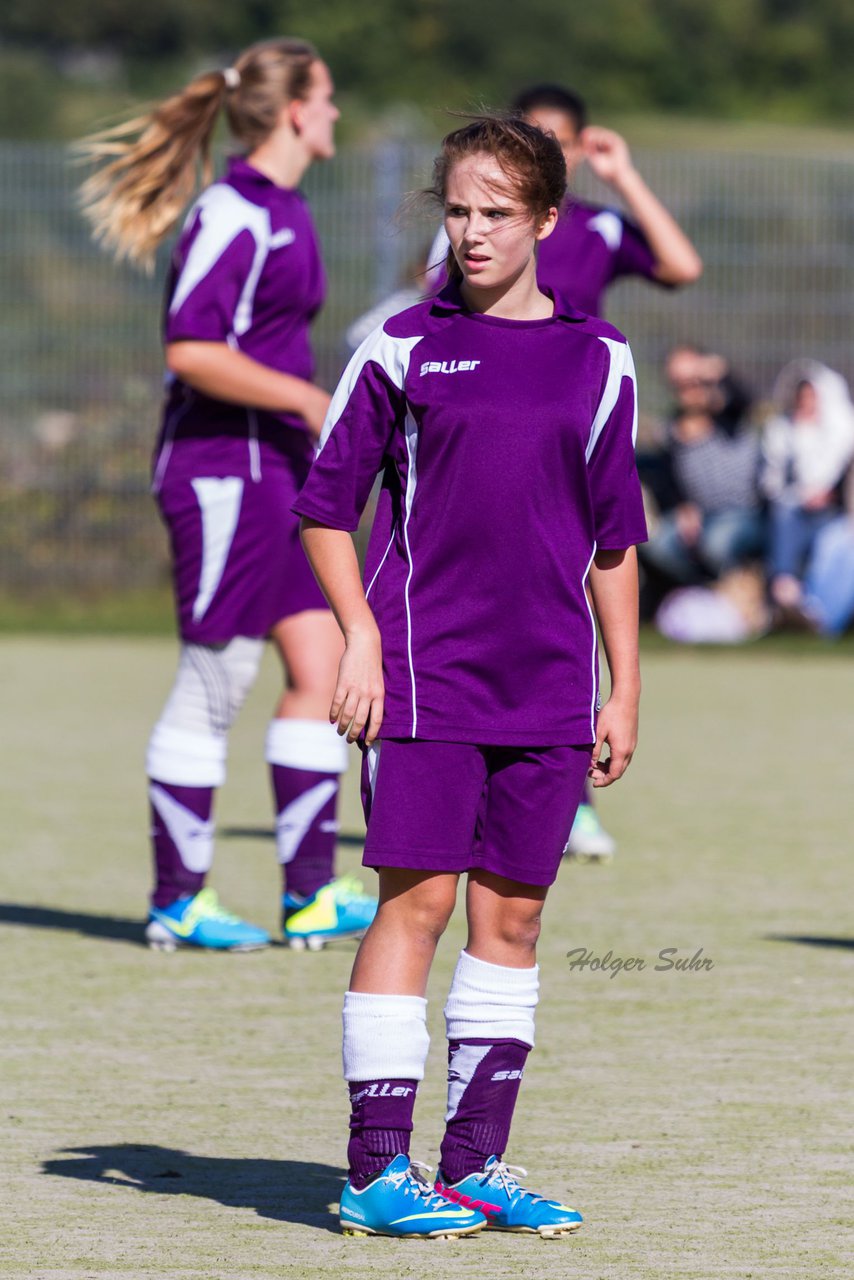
[2,139,853,593]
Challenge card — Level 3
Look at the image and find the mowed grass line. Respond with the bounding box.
[1,637,852,1279]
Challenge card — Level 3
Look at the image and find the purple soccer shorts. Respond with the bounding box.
[361,739,593,886]
[156,446,327,645]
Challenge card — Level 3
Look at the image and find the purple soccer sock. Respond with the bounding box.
[439,1038,531,1184]
[347,1078,418,1189]
[266,719,347,901]
[270,764,339,899]
[148,780,214,910]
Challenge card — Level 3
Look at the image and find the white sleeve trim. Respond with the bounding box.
[588,209,625,251]
[586,336,638,462]
[317,326,423,453]
[169,185,270,337]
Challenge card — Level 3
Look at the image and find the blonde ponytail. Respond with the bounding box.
[76,38,318,271]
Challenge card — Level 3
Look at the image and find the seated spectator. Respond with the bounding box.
[665,345,753,437]
[640,401,765,588]
[760,360,854,620]
[801,472,854,636]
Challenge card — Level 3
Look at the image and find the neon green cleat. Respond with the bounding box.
[146,887,270,951]
[283,874,377,951]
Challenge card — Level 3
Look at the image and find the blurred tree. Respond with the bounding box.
[1,0,853,136]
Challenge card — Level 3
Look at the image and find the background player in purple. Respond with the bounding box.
[428,85,702,316]
[509,83,703,315]
[78,39,376,951]
[428,84,701,862]
[294,118,646,1239]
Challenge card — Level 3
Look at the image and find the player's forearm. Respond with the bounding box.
[165,341,328,430]
[589,547,641,701]
[611,168,703,286]
[299,520,379,642]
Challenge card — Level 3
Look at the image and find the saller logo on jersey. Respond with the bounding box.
[420,359,481,375]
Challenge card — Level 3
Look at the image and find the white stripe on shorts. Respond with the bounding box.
[190,476,244,623]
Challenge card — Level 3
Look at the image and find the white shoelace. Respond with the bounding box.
[386,1160,446,1207]
[481,1160,548,1205]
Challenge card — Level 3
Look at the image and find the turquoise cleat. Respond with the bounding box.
[563,803,617,861]
[145,887,270,952]
[283,874,377,951]
[436,1157,583,1237]
[339,1154,486,1238]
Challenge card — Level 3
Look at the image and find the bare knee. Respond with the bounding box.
[466,905,543,966]
[491,909,542,952]
[378,876,457,946]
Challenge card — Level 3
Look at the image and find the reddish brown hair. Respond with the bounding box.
[428,115,567,282]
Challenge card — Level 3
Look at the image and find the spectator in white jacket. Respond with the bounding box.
[761,360,854,613]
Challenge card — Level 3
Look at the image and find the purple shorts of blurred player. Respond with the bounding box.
[361,739,593,887]
[155,440,327,645]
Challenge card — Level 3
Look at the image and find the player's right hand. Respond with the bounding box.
[330,626,385,746]
[580,126,633,186]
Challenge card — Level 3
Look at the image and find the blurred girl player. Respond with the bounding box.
[430,87,701,861]
[78,40,376,951]
[294,118,647,1238]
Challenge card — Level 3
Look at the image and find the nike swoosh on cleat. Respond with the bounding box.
[149,910,196,939]
[389,1212,473,1226]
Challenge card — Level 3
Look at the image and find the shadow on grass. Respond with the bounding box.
[0,903,143,945]
[765,933,854,951]
[42,1144,344,1232]
[0,902,363,952]
[222,826,365,848]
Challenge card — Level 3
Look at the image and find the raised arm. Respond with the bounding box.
[581,126,703,286]
[300,520,384,745]
[587,547,640,786]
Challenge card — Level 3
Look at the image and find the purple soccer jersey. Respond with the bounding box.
[427,199,659,319]
[294,284,648,746]
[151,156,329,644]
[158,155,325,464]
[537,199,659,318]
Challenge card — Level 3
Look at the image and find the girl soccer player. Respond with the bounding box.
[428,84,700,861]
[294,117,646,1238]
[77,39,376,951]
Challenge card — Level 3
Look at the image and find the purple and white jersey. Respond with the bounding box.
[539,199,659,317]
[155,156,325,484]
[294,285,647,746]
[427,199,659,318]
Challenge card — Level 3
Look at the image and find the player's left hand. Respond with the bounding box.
[580,126,634,186]
[588,695,638,787]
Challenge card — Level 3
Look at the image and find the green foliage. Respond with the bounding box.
[1,0,854,138]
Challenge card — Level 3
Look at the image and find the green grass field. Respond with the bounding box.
[2,637,853,1279]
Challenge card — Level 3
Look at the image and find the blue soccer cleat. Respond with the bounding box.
[145,887,270,952]
[436,1156,583,1237]
[339,1154,486,1238]
[283,873,377,950]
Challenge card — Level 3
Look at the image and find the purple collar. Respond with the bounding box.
[225,155,302,198]
[432,280,586,324]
